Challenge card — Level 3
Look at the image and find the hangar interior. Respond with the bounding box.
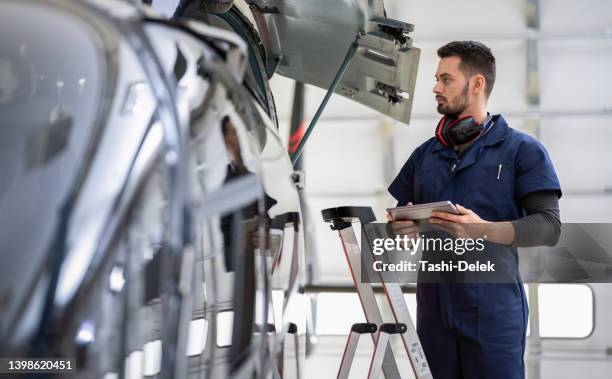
[1,0,611,378]
[269,0,612,377]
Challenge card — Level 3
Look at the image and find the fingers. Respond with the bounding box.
[387,202,414,221]
[429,218,465,237]
[430,211,461,222]
[428,217,447,224]
[392,220,415,227]
[455,204,474,215]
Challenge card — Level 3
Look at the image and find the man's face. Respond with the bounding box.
[433,56,470,116]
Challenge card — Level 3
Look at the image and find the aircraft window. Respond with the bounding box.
[187,318,208,356]
[0,4,105,207]
[216,311,234,347]
[143,339,162,376]
[125,350,143,379]
[0,0,110,337]
[538,284,594,338]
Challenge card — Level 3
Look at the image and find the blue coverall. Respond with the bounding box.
[388,114,562,379]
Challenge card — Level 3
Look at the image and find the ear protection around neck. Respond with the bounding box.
[435,115,485,147]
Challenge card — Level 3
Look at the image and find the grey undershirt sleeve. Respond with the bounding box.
[512,190,561,247]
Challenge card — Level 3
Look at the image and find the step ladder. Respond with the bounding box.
[321,206,432,379]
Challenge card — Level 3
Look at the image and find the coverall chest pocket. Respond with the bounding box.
[460,164,515,215]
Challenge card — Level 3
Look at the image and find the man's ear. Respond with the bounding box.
[471,74,486,96]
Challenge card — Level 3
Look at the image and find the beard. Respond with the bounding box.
[436,82,470,116]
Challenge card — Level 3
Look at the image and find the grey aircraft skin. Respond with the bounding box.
[0,0,419,377]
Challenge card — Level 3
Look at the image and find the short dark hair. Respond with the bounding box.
[437,41,496,98]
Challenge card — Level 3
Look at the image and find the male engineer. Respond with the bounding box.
[388,41,562,378]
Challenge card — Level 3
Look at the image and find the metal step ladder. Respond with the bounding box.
[321,206,432,379]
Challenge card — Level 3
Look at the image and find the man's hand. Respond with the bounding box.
[429,204,488,239]
[431,204,485,224]
[387,202,422,239]
[430,204,518,245]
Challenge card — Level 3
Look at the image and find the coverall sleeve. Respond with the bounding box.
[515,138,562,200]
[388,149,419,206]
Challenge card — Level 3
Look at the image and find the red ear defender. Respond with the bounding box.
[435,115,450,146]
[435,115,483,147]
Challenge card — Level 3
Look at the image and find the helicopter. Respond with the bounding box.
[0,0,419,377]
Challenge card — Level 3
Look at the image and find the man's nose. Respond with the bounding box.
[433,82,442,94]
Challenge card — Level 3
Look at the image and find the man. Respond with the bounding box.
[219,115,277,371]
[388,41,562,378]
[220,115,276,269]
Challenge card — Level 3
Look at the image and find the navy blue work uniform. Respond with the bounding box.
[388,114,561,379]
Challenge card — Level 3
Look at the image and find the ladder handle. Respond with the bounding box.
[321,206,376,226]
[379,323,407,335]
[288,322,298,334]
[350,323,378,334]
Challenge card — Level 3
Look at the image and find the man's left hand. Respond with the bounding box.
[429,204,489,239]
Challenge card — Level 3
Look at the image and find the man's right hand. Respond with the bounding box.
[387,202,422,239]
